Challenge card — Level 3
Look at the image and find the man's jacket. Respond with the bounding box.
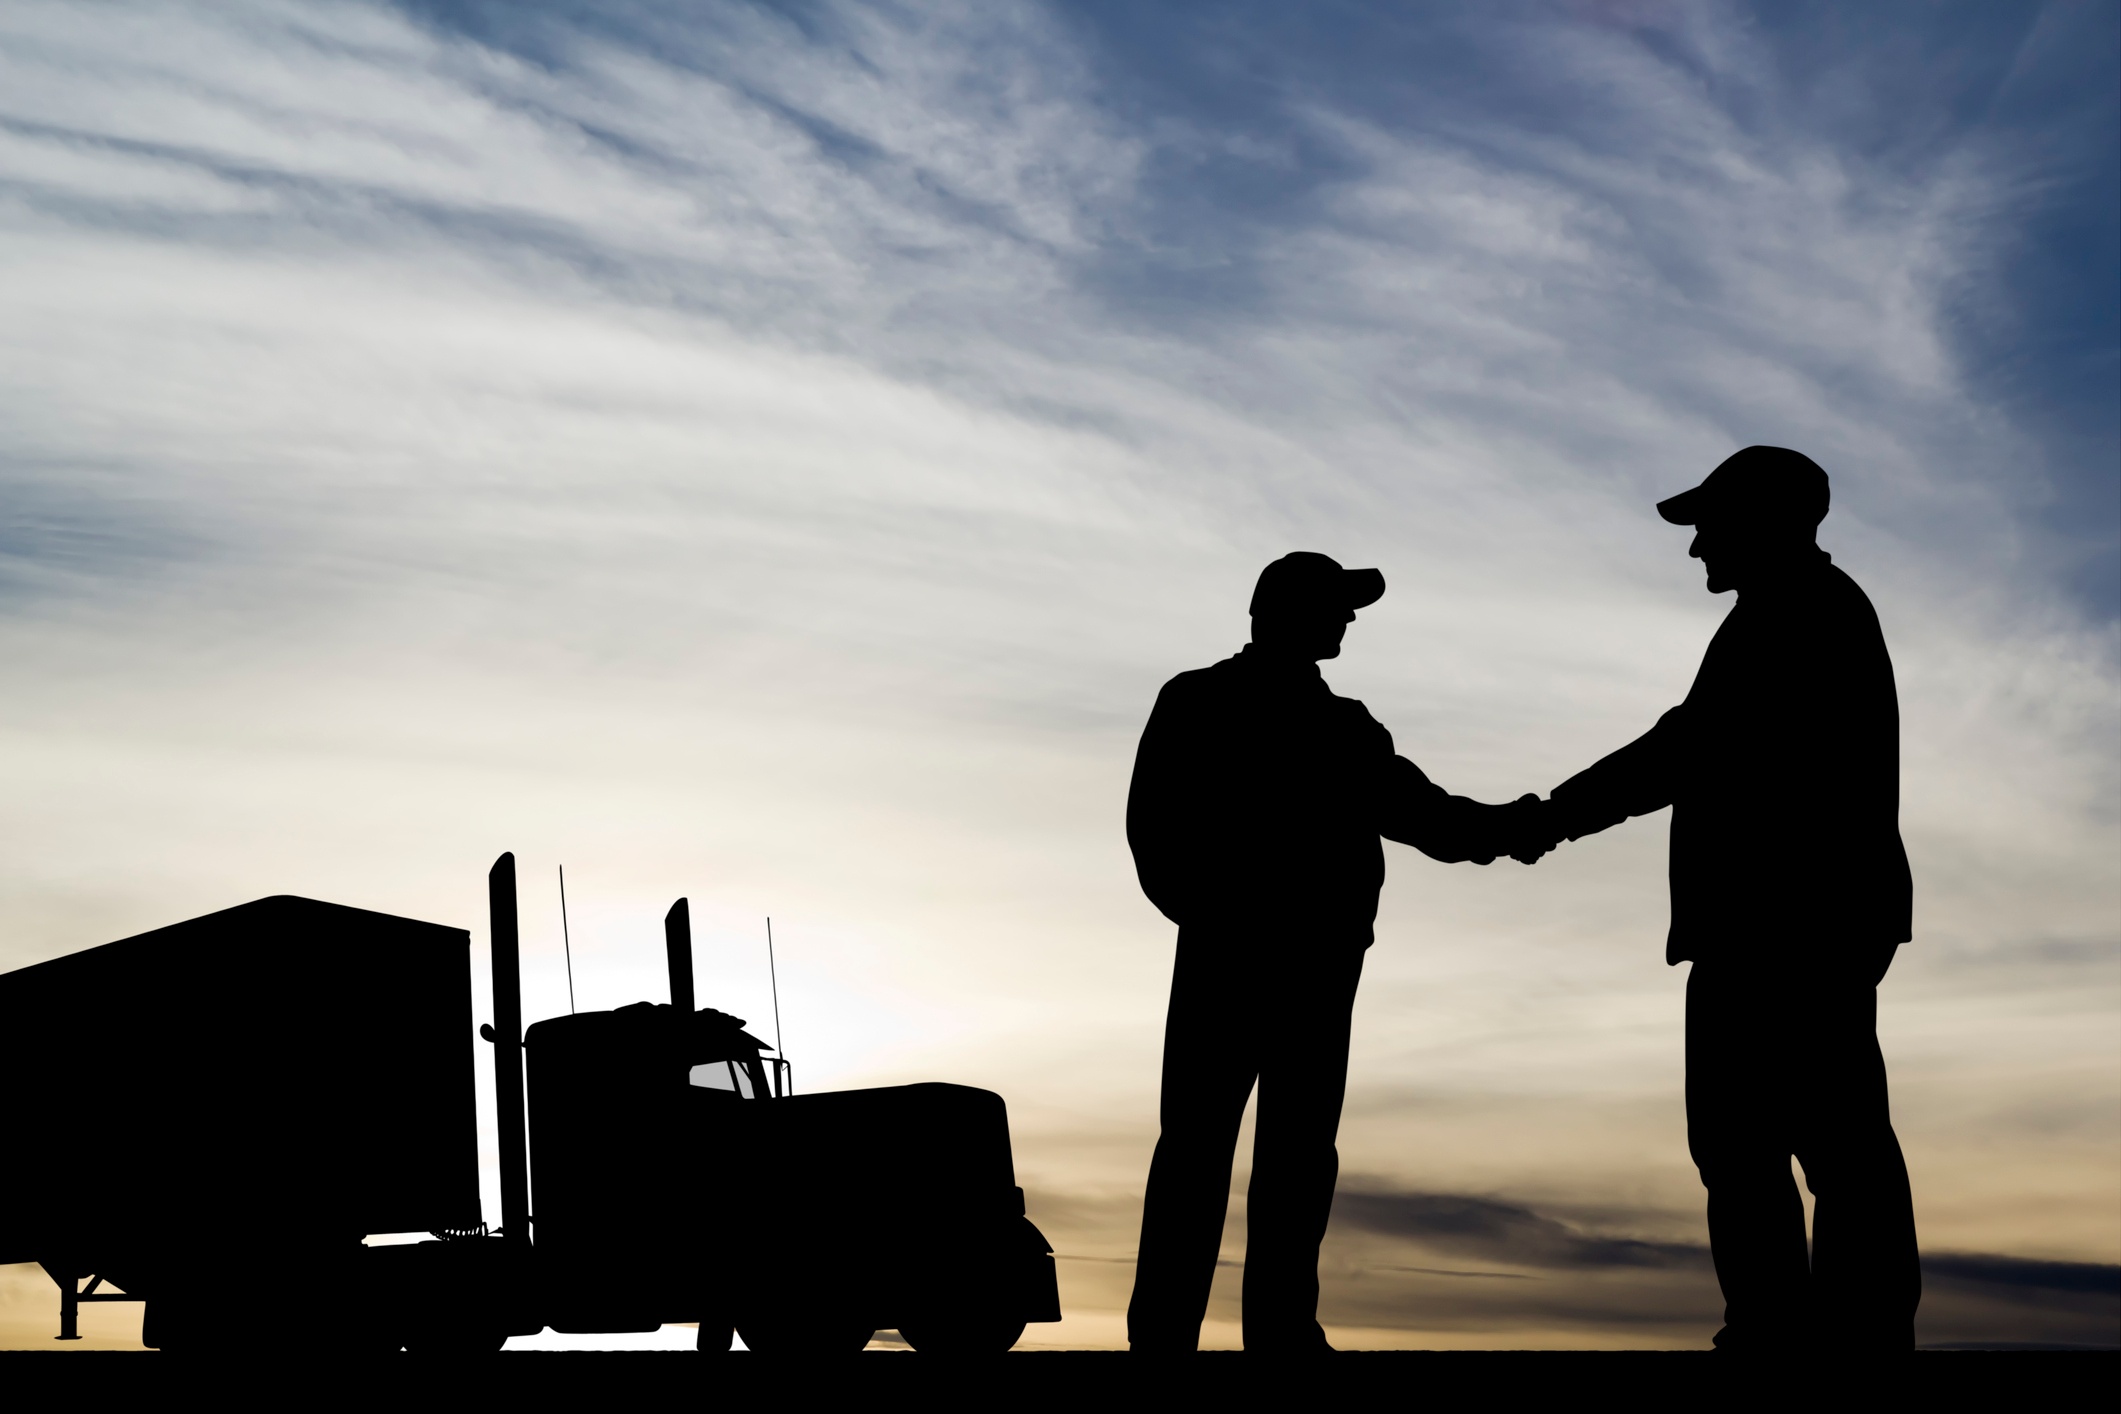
[1126,644,1511,937]
[1550,552,1912,963]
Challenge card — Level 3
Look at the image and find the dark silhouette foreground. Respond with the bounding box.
[1126,552,1540,1352]
[1535,446,1920,1351]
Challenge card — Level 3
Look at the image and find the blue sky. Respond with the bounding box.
[389,0,2119,608]
[0,1,2114,1349]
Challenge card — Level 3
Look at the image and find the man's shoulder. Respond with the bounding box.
[1325,684,1376,714]
[1781,561,1887,645]
[1151,656,1244,713]
[1702,561,1892,702]
[1161,655,1243,692]
[1161,657,1375,703]
[1729,560,1882,631]
[1818,562,1882,617]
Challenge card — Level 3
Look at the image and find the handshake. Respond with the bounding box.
[1486,794,1569,867]
[1377,758,1592,869]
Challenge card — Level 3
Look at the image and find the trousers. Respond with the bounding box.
[1127,927,1367,1350]
[1686,950,1920,1351]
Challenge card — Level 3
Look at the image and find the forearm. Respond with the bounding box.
[1548,707,1683,839]
[1379,756,1509,863]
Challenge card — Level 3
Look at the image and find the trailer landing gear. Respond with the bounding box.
[41,1267,144,1342]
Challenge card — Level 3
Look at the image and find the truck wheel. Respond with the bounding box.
[735,1318,874,1354]
[898,1318,1026,1354]
[140,1300,175,1351]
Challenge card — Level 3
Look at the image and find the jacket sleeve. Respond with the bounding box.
[1548,705,1685,840]
[1377,755,1513,864]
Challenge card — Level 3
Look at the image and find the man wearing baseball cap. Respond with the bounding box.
[1532,446,1919,1352]
[1125,551,1542,1354]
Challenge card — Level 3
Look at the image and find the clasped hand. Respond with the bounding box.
[1499,793,1565,866]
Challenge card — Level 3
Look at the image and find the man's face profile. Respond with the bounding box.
[1688,520,1741,595]
[1687,515,1815,595]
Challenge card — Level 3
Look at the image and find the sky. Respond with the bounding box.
[0,0,2114,1351]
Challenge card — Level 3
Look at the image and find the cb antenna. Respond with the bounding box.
[766,916,784,1060]
[559,865,577,1015]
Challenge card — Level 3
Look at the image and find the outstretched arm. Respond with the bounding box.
[1379,756,1545,864]
[1544,705,1687,843]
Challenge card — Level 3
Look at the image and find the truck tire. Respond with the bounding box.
[898,1318,1026,1353]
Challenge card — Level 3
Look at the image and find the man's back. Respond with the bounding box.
[1126,645,1392,934]
[1671,555,1910,956]
[1552,552,1913,960]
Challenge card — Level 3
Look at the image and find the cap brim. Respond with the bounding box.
[1656,487,1706,525]
[1344,567,1385,609]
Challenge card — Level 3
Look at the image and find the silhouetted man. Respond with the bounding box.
[1532,447,1919,1352]
[1126,552,1536,1353]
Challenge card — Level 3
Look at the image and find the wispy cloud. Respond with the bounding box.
[0,0,2112,1349]
[1334,1188,1708,1271]
[1925,1252,2121,1298]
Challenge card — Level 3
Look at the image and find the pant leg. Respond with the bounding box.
[1687,960,1813,1347]
[1241,942,1366,1349]
[1792,967,1920,1351]
[1128,930,1263,1350]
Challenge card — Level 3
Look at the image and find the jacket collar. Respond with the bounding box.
[1738,546,1833,598]
[1234,642,1329,686]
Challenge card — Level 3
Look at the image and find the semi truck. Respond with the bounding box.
[0,853,1060,1352]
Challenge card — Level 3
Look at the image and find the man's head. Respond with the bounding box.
[1248,552,1385,660]
[1658,446,1829,593]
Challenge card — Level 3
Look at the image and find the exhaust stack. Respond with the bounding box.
[664,899,694,1014]
[488,853,531,1246]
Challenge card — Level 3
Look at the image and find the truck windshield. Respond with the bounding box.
[689,1061,755,1097]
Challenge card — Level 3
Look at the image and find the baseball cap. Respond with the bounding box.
[1657,446,1830,529]
[1248,552,1386,617]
